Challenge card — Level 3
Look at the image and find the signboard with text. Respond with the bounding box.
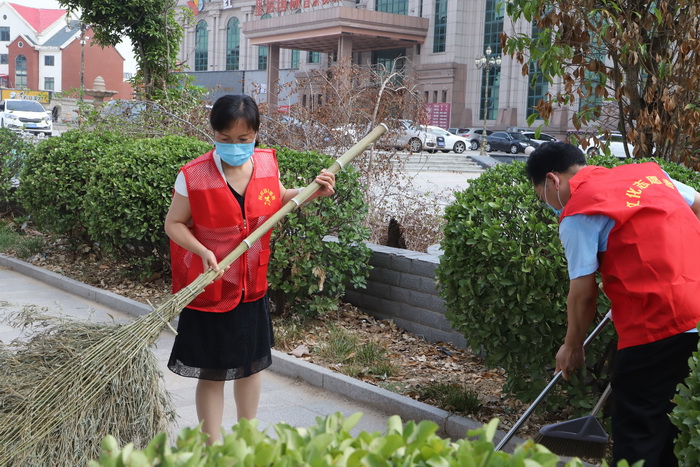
[424,103,451,129]
[254,0,342,16]
[1,89,50,104]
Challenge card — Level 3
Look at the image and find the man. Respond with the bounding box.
[525,142,700,466]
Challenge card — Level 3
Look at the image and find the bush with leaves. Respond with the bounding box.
[17,130,127,238]
[89,413,594,466]
[269,146,372,317]
[0,128,33,214]
[436,155,700,408]
[672,330,700,466]
[82,135,212,275]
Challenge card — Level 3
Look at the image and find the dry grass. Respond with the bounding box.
[0,304,176,466]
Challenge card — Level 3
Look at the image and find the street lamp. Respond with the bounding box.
[474,46,501,156]
[66,17,89,103]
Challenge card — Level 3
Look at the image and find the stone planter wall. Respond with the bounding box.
[338,239,467,349]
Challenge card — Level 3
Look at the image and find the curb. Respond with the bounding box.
[0,253,524,450]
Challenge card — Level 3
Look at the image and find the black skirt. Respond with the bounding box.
[167,295,275,381]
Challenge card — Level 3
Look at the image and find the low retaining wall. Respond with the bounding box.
[340,239,467,349]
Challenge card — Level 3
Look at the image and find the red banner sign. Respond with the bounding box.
[424,103,451,129]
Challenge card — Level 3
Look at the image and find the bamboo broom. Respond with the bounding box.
[0,123,388,464]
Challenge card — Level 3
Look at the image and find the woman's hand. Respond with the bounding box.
[313,169,335,198]
[200,249,228,282]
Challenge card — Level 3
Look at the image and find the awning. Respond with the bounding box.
[242,6,429,53]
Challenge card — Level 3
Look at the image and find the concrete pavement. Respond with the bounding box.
[0,254,509,447]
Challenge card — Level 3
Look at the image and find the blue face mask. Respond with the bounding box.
[543,177,564,217]
[216,141,255,166]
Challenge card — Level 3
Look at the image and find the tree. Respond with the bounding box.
[503,0,700,169]
[59,0,186,98]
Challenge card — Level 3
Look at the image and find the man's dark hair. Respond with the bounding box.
[525,142,587,185]
[210,94,260,133]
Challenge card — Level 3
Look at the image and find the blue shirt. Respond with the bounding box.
[560,177,697,280]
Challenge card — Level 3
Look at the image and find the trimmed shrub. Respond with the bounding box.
[270,146,372,317]
[82,135,212,274]
[17,130,127,237]
[89,413,590,466]
[436,155,700,407]
[0,128,33,214]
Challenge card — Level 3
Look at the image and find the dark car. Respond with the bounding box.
[485,131,540,154]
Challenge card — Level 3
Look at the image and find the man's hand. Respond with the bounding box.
[555,342,585,380]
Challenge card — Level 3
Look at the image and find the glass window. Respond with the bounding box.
[433,0,447,53]
[225,17,240,71]
[526,62,548,119]
[258,46,268,71]
[0,26,9,42]
[479,0,503,120]
[527,23,548,119]
[44,77,54,91]
[0,54,7,65]
[44,55,55,66]
[291,49,300,69]
[194,20,208,72]
[375,0,407,15]
[373,49,406,85]
[15,55,27,88]
[308,51,320,64]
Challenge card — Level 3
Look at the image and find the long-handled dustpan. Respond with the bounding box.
[0,123,388,466]
[534,383,611,459]
[494,310,612,452]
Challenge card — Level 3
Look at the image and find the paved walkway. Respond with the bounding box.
[0,255,501,445]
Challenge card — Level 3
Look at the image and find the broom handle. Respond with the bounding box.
[591,382,612,416]
[201,123,388,277]
[495,310,612,451]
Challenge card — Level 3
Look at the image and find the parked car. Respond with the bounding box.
[485,131,540,154]
[426,125,469,153]
[0,99,52,136]
[579,132,634,158]
[521,131,557,145]
[448,127,494,151]
[390,120,437,153]
[101,99,148,121]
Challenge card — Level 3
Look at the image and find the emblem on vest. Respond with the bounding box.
[258,188,277,206]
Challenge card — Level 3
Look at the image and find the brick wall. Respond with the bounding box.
[334,237,467,349]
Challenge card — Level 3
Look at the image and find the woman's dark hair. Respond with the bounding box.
[209,95,260,133]
[525,141,587,185]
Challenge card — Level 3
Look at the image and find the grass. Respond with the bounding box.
[0,219,45,259]
[419,382,482,415]
[272,314,310,351]
[315,325,397,378]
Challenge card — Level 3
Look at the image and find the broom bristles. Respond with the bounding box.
[534,433,608,460]
[533,414,609,460]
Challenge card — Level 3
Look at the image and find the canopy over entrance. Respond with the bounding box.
[242,6,429,53]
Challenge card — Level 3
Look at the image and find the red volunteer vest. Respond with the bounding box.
[562,163,700,349]
[170,148,282,312]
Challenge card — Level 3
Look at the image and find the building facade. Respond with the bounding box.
[177,0,572,133]
[0,2,130,100]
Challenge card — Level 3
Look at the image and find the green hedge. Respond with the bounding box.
[89,413,596,466]
[269,146,372,317]
[82,135,212,273]
[17,130,127,237]
[0,128,32,213]
[436,155,700,408]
